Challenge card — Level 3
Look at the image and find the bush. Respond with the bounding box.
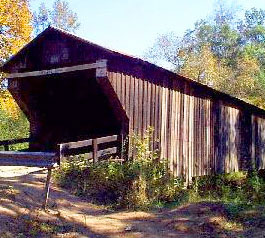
[54,127,265,210]
[54,128,184,209]
[191,170,265,206]
[0,108,29,151]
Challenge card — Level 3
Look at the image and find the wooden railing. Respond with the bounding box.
[0,138,30,151]
[58,134,123,163]
[0,150,59,209]
[0,134,122,209]
[0,151,58,167]
[0,134,123,164]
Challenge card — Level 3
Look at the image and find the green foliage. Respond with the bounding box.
[145,4,265,109]
[54,128,184,210]
[54,129,265,211]
[190,171,265,207]
[0,108,29,150]
[55,151,265,210]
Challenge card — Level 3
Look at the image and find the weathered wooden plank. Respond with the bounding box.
[116,72,122,105]
[98,147,117,157]
[129,76,135,133]
[170,87,176,175]
[138,78,143,136]
[96,59,107,78]
[198,98,202,176]
[43,168,52,210]
[0,151,56,159]
[111,72,117,93]
[149,80,155,151]
[92,139,98,163]
[59,139,92,150]
[175,85,181,177]
[0,138,30,146]
[142,80,147,132]
[120,73,125,108]
[7,61,107,79]
[251,115,256,169]
[128,76,134,158]
[125,75,130,115]
[179,87,184,177]
[61,147,117,161]
[97,135,118,144]
[207,99,212,174]
[188,89,194,181]
[59,135,118,152]
[147,81,152,129]
[154,82,159,152]
[160,86,165,159]
[183,85,188,181]
[134,77,139,134]
[167,87,172,161]
[193,97,197,176]
[0,158,57,167]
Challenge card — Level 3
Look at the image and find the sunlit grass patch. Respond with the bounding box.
[0,185,20,199]
[209,216,243,231]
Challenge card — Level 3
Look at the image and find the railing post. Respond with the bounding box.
[4,143,9,151]
[43,168,52,210]
[120,133,124,161]
[57,144,63,165]
[92,138,98,163]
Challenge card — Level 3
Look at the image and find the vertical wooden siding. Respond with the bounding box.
[108,71,265,181]
[217,103,240,173]
[252,116,265,170]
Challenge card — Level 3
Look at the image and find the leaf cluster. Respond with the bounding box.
[145,4,265,108]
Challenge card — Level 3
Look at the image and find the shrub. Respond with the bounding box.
[54,128,184,209]
[0,109,29,151]
[54,127,265,210]
[191,170,265,206]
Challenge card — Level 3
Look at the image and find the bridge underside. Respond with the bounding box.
[9,69,122,151]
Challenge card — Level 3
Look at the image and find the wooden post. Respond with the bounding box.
[43,168,52,210]
[120,133,124,161]
[4,143,9,151]
[92,139,98,163]
[57,144,63,165]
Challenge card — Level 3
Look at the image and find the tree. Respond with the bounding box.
[0,0,32,62]
[33,0,80,35]
[0,0,32,118]
[144,33,186,71]
[180,45,232,90]
[145,4,265,109]
[0,107,29,146]
[32,3,49,34]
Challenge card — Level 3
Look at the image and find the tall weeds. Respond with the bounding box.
[54,127,265,210]
[54,128,184,209]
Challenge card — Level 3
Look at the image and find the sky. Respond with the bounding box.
[30,0,265,58]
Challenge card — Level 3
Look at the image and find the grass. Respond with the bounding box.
[52,129,265,236]
[54,155,265,212]
[0,185,20,199]
[0,214,76,238]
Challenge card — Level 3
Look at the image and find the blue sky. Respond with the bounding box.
[30,0,265,58]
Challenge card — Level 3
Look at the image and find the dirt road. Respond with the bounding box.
[0,167,264,238]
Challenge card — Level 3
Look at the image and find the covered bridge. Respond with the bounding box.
[1,26,265,181]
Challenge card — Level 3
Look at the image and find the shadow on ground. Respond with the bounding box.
[0,168,264,238]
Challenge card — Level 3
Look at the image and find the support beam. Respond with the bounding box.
[92,139,98,163]
[43,168,52,210]
[7,60,107,79]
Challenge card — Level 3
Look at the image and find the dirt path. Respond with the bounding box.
[0,167,264,238]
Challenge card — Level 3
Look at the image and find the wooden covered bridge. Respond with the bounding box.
[1,26,265,182]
